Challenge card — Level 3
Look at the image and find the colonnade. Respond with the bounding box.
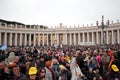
[0,29,119,46]
[0,20,120,46]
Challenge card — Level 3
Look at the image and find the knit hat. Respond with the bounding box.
[59,65,65,69]
[28,67,37,75]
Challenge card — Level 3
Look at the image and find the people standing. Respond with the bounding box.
[70,57,84,80]
[45,60,54,80]
[101,50,110,79]
[108,51,120,80]
[38,68,46,80]
[27,67,38,80]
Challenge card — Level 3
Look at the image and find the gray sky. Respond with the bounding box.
[0,0,120,27]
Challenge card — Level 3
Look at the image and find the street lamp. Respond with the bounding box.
[96,16,109,50]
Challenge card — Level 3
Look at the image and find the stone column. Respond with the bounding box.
[20,33,22,46]
[4,32,7,45]
[51,34,53,46]
[47,34,48,46]
[0,32,1,46]
[92,32,94,44]
[78,33,80,45]
[29,33,31,46]
[55,33,57,40]
[96,32,99,44]
[112,30,114,44]
[38,34,40,46]
[87,32,89,42]
[74,33,76,45]
[57,34,59,45]
[117,29,120,44]
[42,33,44,46]
[62,34,64,44]
[106,31,109,44]
[10,32,12,46]
[70,33,72,45]
[24,33,27,46]
[101,31,103,44]
[33,34,36,46]
[0,22,1,28]
[15,33,17,46]
[83,32,85,45]
[65,33,67,45]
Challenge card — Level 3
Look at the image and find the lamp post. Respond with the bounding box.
[96,16,109,50]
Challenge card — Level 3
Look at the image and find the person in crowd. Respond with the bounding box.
[58,65,68,80]
[25,61,31,75]
[52,57,59,80]
[5,52,15,65]
[70,56,84,80]
[45,60,54,80]
[84,51,90,64]
[64,61,72,80]
[86,68,97,80]
[64,51,71,63]
[108,48,114,58]
[35,57,41,69]
[59,53,66,66]
[38,68,46,80]
[27,54,34,62]
[88,53,99,70]
[0,44,120,80]
[93,68,103,80]
[0,61,6,80]
[95,50,103,75]
[13,56,20,65]
[0,50,7,62]
[27,67,39,80]
[19,55,27,75]
[11,65,26,80]
[3,65,10,80]
[108,51,120,80]
[101,50,110,79]
[76,51,85,71]
[39,56,45,68]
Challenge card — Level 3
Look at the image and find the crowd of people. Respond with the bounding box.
[0,44,120,80]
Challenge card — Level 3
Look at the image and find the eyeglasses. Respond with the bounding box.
[41,71,45,73]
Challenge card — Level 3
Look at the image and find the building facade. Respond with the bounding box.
[0,19,120,46]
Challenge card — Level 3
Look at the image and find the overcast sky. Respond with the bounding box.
[0,0,120,27]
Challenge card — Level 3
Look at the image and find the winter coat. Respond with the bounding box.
[70,57,84,80]
[45,67,53,80]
